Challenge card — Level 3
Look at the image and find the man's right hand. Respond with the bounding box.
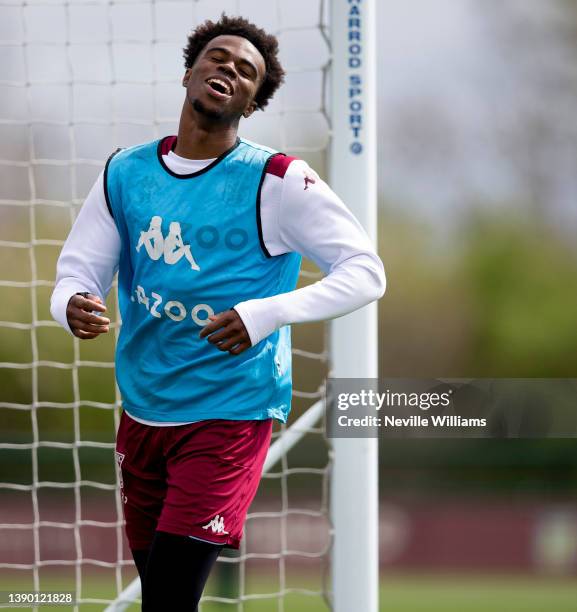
[66,293,110,340]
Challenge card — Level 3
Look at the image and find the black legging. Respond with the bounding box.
[132,531,223,611]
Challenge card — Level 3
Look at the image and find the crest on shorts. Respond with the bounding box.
[115,451,127,504]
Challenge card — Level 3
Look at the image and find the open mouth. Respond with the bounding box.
[206,78,233,99]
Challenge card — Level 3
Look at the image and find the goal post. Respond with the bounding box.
[329,1,379,611]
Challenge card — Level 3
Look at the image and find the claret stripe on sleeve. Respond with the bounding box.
[256,153,299,259]
[266,153,299,178]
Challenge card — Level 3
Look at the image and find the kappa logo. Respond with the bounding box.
[202,514,229,535]
[114,451,127,505]
[303,168,317,190]
[136,215,200,271]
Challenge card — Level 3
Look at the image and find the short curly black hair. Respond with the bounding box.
[182,14,285,111]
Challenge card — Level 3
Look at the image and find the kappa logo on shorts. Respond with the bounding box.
[202,514,229,535]
[115,451,127,504]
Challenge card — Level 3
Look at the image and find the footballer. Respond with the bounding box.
[51,15,385,611]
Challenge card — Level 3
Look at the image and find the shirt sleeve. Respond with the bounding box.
[233,159,386,346]
[50,170,121,334]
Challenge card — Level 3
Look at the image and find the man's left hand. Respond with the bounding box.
[199,309,252,355]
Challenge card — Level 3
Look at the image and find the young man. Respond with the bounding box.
[51,15,385,611]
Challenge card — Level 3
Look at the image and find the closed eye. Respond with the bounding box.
[211,58,252,79]
[206,50,257,80]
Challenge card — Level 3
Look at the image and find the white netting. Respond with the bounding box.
[0,0,332,610]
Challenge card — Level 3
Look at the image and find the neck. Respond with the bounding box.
[173,100,239,160]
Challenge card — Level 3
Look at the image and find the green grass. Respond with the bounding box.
[379,573,577,612]
[1,572,577,611]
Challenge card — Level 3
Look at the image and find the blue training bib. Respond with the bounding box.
[105,136,301,423]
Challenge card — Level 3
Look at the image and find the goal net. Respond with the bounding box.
[0,0,339,610]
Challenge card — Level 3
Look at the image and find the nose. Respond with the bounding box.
[217,61,236,80]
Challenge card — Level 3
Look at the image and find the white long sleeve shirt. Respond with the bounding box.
[51,146,385,424]
[52,147,385,340]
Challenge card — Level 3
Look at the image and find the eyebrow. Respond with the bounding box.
[205,46,259,77]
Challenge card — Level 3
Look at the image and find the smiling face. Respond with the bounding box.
[182,34,266,124]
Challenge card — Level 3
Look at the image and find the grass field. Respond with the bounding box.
[1,572,577,611]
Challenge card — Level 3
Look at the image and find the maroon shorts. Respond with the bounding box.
[115,410,273,550]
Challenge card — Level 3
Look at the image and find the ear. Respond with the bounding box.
[243,100,258,119]
[182,69,191,87]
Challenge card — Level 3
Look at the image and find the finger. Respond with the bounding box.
[69,319,110,334]
[199,313,231,337]
[229,341,251,355]
[69,308,111,326]
[72,326,108,338]
[69,310,110,326]
[205,326,238,345]
[198,316,224,337]
[81,293,104,305]
[70,294,107,313]
[216,333,247,352]
[81,298,107,312]
[73,328,99,340]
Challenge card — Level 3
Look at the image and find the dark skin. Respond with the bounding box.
[67,35,267,354]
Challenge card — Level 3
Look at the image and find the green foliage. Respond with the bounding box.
[459,214,577,376]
